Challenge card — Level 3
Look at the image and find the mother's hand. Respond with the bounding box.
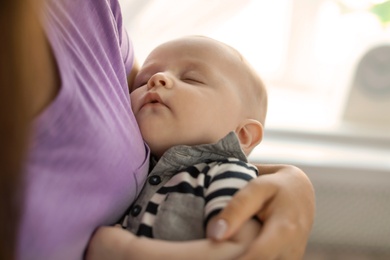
[85,225,135,260]
[207,164,315,260]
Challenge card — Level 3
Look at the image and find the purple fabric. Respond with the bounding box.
[17,1,149,259]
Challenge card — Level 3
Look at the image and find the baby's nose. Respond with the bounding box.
[148,73,172,89]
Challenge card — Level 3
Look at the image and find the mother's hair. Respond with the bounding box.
[0,1,43,258]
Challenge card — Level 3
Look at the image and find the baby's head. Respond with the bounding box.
[131,36,267,158]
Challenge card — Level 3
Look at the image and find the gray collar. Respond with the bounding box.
[150,132,247,175]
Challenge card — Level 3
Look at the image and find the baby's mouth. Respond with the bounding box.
[142,92,168,109]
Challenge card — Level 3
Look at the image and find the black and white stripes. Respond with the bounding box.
[128,157,258,240]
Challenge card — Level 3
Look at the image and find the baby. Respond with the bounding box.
[124,35,268,259]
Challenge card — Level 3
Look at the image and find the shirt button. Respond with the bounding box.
[148,175,161,185]
[131,205,142,217]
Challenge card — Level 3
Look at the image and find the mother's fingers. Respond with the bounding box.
[207,177,277,240]
[239,215,306,260]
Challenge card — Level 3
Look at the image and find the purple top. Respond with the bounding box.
[17,0,149,259]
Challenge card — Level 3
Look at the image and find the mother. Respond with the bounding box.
[0,0,315,259]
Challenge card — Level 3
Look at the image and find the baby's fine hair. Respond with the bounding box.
[216,38,268,125]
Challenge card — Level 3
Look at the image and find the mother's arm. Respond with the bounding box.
[208,164,315,260]
[86,218,260,260]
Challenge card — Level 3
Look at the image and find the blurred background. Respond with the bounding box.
[119,0,390,258]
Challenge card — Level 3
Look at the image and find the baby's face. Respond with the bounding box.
[130,37,248,157]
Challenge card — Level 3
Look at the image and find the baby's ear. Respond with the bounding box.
[235,119,263,155]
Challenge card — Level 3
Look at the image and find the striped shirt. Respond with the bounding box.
[123,132,258,241]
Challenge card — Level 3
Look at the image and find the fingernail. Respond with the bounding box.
[209,219,227,240]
